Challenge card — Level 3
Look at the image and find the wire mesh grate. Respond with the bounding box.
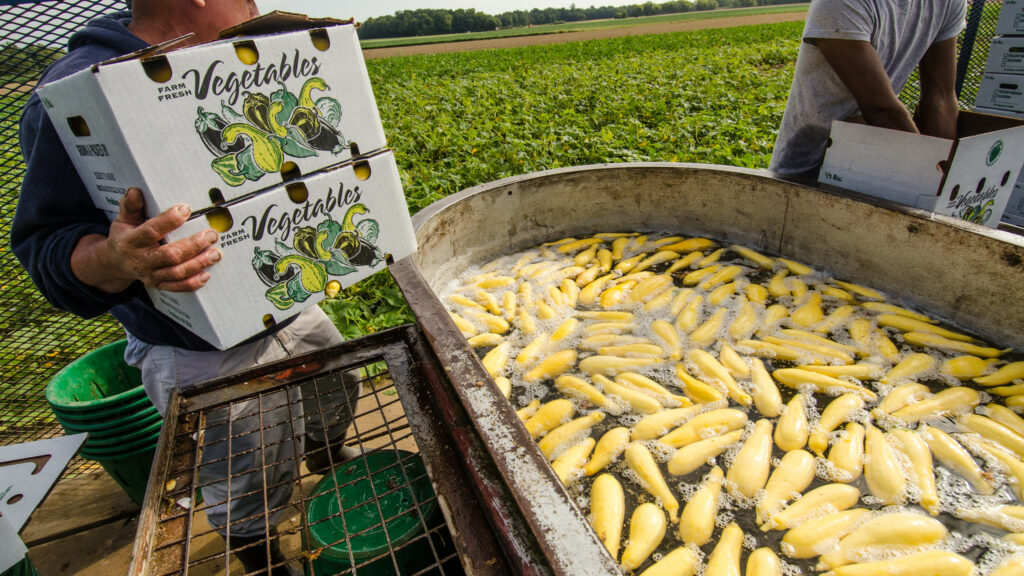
[138,334,464,576]
[0,0,129,477]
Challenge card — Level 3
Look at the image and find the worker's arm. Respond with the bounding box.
[916,36,959,139]
[812,37,919,133]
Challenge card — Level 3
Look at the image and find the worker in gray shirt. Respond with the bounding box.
[770,0,967,181]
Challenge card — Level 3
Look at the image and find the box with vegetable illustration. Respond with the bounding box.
[149,150,415,350]
[37,12,386,220]
[818,112,1024,228]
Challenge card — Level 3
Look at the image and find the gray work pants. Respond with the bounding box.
[125,306,360,538]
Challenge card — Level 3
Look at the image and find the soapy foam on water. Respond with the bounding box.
[444,231,1024,574]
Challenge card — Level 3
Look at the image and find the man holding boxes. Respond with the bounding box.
[13,1,361,574]
[770,0,967,180]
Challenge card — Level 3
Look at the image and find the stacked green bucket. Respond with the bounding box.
[45,340,160,506]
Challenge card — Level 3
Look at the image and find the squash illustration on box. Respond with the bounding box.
[252,203,384,310]
[196,77,347,186]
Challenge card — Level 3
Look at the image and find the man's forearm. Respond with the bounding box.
[916,92,958,140]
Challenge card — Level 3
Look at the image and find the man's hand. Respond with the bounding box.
[71,188,222,294]
[813,38,919,134]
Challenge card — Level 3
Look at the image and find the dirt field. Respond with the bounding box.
[362,12,806,60]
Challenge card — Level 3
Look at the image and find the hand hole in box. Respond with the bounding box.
[1003,171,1012,186]
[262,314,276,329]
[287,182,309,204]
[281,161,301,181]
[67,116,90,137]
[950,184,960,201]
[325,280,341,298]
[7,493,23,506]
[349,142,360,157]
[310,29,330,51]
[234,41,259,65]
[936,160,950,175]
[141,56,172,83]
[206,207,233,233]
[353,160,371,181]
[976,177,987,194]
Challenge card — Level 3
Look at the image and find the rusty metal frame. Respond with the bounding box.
[128,325,521,576]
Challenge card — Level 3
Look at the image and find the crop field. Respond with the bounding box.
[359,4,809,49]
[319,21,803,332]
[0,20,802,445]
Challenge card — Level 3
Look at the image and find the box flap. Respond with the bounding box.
[819,120,951,205]
[218,10,353,39]
[94,33,193,68]
[957,110,1024,138]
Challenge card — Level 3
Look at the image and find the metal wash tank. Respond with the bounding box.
[130,164,1024,576]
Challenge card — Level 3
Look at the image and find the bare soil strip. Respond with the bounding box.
[362,12,807,60]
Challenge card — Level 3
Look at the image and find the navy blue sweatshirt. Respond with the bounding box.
[13,12,283,351]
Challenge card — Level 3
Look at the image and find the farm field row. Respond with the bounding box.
[317,21,803,333]
[359,4,809,49]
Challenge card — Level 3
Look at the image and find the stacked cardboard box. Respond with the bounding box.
[39,13,417,349]
[976,0,1024,227]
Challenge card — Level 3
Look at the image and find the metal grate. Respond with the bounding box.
[899,0,1000,113]
[131,327,467,576]
[0,0,128,476]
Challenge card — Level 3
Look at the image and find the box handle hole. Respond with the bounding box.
[1002,171,1012,186]
[353,160,371,181]
[310,29,330,51]
[949,184,960,201]
[262,314,276,329]
[976,177,987,194]
[209,188,226,205]
[936,160,950,175]
[206,207,233,233]
[325,280,341,298]
[286,182,308,204]
[234,41,259,65]
[142,56,172,83]
[280,161,301,181]
[349,142,360,157]
[67,116,91,137]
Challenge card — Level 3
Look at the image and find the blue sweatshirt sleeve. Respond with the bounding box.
[11,93,142,318]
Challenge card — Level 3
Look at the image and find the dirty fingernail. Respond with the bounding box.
[205,230,218,243]
[208,249,222,263]
[199,272,211,284]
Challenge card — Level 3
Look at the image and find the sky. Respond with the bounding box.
[256,1,640,24]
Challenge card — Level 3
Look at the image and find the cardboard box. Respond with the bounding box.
[985,36,1024,74]
[150,150,416,350]
[1003,175,1024,227]
[975,73,1024,114]
[819,112,1024,227]
[975,105,1024,120]
[37,12,387,220]
[997,0,1024,36]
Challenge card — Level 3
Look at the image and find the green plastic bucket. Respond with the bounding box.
[51,393,154,424]
[90,443,157,506]
[305,450,444,576]
[78,418,163,449]
[54,406,161,435]
[78,430,159,459]
[0,556,40,576]
[45,340,147,415]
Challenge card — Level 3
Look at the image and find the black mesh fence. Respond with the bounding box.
[899,0,1002,113]
[0,0,128,477]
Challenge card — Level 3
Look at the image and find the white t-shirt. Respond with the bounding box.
[769,0,967,178]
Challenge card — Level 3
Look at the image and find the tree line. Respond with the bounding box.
[358,0,808,39]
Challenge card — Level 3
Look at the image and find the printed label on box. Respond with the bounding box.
[151,149,416,349]
[38,21,387,219]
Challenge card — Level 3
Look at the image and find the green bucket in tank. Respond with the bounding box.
[305,450,446,576]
